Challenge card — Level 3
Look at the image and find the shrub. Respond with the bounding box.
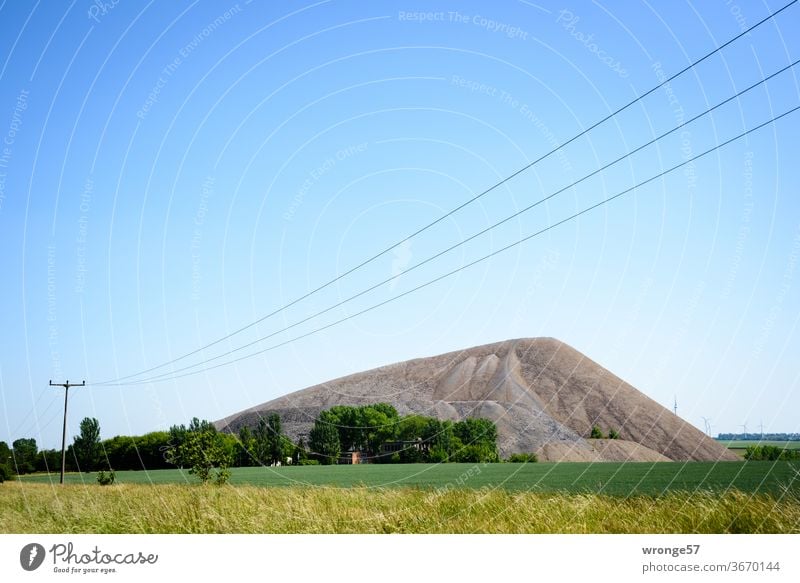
[590,425,604,439]
[0,465,12,482]
[608,429,620,440]
[507,453,538,463]
[428,447,449,463]
[96,470,115,486]
[454,444,500,463]
[298,459,320,466]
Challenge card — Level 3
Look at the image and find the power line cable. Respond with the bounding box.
[93,59,799,385]
[99,104,800,386]
[96,0,798,385]
[6,389,52,440]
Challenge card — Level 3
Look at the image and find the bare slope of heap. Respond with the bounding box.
[216,338,738,461]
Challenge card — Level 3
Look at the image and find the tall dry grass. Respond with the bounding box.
[1,482,798,533]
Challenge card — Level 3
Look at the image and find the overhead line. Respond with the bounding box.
[96,0,798,385]
[6,388,51,440]
[91,59,800,385]
[98,104,800,386]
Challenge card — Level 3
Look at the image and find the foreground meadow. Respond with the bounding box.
[6,462,798,533]
[1,482,799,533]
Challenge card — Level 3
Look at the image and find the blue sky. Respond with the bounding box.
[0,0,798,448]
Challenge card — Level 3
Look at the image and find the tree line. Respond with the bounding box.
[1,417,106,481]
[0,413,302,483]
[717,432,800,441]
[0,404,510,484]
[307,403,500,464]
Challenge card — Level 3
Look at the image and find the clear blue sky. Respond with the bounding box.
[1,0,798,449]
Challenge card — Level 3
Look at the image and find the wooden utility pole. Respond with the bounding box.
[49,380,85,484]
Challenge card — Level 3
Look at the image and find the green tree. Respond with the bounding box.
[325,406,360,451]
[73,417,102,472]
[188,417,216,434]
[590,425,604,439]
[253,418,271,465]
[397,415,430,442]
[309,413,341,464]
[166,423,190,467]
[12,438,37,474]
[0,440,13,481]
[267,413,284,465]
[430,420,456,460]
[135,431,172,470]
[35,449,62,473]
[237,426,255,467]
[322,403,400,457]
[101,436,136,470]
[608,429,620,440]
[453,418,499,461]
[358,404,398,457]
[167,422,231,484]
[163,418,231,482]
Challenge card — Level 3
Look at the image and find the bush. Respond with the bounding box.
[298,459,320,466]
[507,453,538,463]
[608,429,620,440]
[590,425,604,439]
[428,447,449,463]
[96,470,115,486]
[0,464,14,482]
[454,444,499,463]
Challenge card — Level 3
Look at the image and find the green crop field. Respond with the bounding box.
[16,461,800,496]
[720,440,800,449]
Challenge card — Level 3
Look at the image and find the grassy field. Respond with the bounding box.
[2,482,799,533]
[6,463,798,533]
[16,461,800,496]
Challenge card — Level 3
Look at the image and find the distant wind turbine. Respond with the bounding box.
[701,416,712,436]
